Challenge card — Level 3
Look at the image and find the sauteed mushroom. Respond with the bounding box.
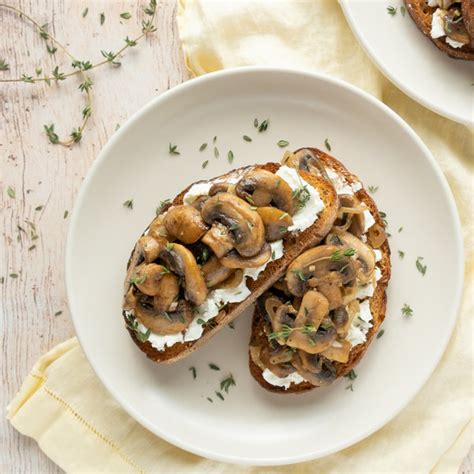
[209,182,230,196]
[220,243,272,269]
[137,235,164,263]
[285,245,356,297]
[131,263,170,296]
[201,223,234,258]
[445,6,470,44]
[333,194,365,238]
[256,207,293,241]
[164,205,208,244]
[367,223,387,249]
[218,269,244,289]
[201,192,265,257]
[282,148,330,181]
[292,351,336,386]
[202,256,234,288]
[235,169,295,214]
[159,243,208,305]
[153,273,180,313]
[321,339,352,363]
[260,345,296,378]
[135,297,194,335]
[265,296,296,345]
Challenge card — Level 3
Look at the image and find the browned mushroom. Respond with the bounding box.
[285,245,356,297]
[256,207,293,241]
[159,243,208,305]
[235,168,295,214]
[148,215,170,240]
[163,205,208,244]
[201,192,265,257]
[321,339,352,363]
[201,256,234,288]
[291,351,336,386]
[201,223,235,258]
[332,194,366,238]
[367,223,387,249]
[131,263,171,296]
[264,296,296,346]
[209,182,230,196]
[282,148,330,181]
[220,243,272,269]
[153,273,180,313]
[218,269,244,289]
[445,6,471,44]
[260,345,296,377]
[190,195,208,212]
[135,297,194,335]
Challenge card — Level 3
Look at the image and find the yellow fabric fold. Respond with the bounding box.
[8,0,473,472]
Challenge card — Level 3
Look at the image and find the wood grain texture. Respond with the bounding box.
[0,1,471,473]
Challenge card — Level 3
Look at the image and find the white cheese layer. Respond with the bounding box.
[446,37,464,48]
[431,8,446,38]
[137,167,323,352]
[262,369,305,389]
[347,299,373,347]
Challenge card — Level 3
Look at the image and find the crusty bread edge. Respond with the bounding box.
[404,0,474,61]
[124,162,339,364]
[248,148,392,394]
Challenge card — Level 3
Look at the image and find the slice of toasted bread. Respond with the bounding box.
[248,148,391,394]
[405,0,474,60]
[124,162,339,364]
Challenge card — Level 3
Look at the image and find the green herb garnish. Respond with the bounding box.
[243,135,252,142]
[292,185,311,210]
[129,274,146,285]
[199,142,207,151]
[215,391,224,401]
[402,303,413,317]
[54,310,62,316]
[157,198,171,214]
[64,210,69,219]
[220,374,236,393]
[214,147,219,158]
[0,58,9,71]
[209,363,220,371]
[345,369,357,380]
[377,329,385,339]
[387,6,397,16]
[398,250,405,259]
[82,7,88,18]
[324,138,331,151]
[331,247,356,261]
[227,150,234,163]
[277,140,289,148]
[100,12,105,25]
[253,118,258,128]
[7,186,16,199]
[189,366,197,379]
[292,269,307,281]
[258,119,269,132]
[123,199,133,209]
[416,256,427,276]
[169,143,180,155]
[368,185,378,194]
[120,12,132,19]
[202,160,209,169]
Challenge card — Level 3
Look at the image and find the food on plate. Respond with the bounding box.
[248,148,391,392]
[404,0,474,60]
[123,162,339,363]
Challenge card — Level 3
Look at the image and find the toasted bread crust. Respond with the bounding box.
[404,0,474,60]
[248,148,392,394]
[124,162,339,364]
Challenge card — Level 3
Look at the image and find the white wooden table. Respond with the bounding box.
[0,1,471,472]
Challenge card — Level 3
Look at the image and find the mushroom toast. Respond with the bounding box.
[249,148,391,393]
[123,162,338,364]
[405,0,474,60]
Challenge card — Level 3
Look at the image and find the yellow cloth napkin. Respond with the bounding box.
[8,0,473,472]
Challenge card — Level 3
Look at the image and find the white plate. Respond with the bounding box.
[340,0,474,125]
[66,67,463,465]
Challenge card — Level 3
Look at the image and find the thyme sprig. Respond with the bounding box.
[0,1,157,146]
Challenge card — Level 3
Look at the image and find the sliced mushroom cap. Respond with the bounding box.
[131,263,170,296]
[148,215,170,241]
[163,205,208,244]
[264,296,296,346]
[331,306,349,331]
[220,243,272,269]
[218,269,244,289]
[209,182,230,196]
[137,235,164,263]
[321,339,352,363]
[256,207,293,241]
[201,223,235,258]
[235,169,295,215]
[190,195,208,212]
[201,192,265,257]
[282,148,330,181]
[159,243,208,305]
[326,231,375,284]
[273,279,291,295]
[153,273,180,312]
[315,278,343,310]
[286,291,336,353]
[445,7,470,44]
[367,223,387,249]
[135,297,194,335]
[202,256,234,288]
[285,245,356,297]
[292,352,336,387]
[260,345,296,378]
[333,194,365,238]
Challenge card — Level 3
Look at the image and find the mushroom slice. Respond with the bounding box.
[235,168,295,215]
[163,205,208,244]
[209,182,230,196]
[445,7,471,45]
[311,272,343,310]
[202,256,234,288]
[201,192,265,257]
[260,345,296,378]
[292,352,336,387]
[190,195,208,212]
[367,223,387,249]
[220,243,272,269]
[282,148,330,181]
[135,297,194,335]
[337,300,360,337]
[153,273,180,313]
[326,231,375,284]
[321,340,352,363]
[148,215,171,241]
[286,291,336,353]
[285,245,356,297]
[256,207,293,241]
[218,269,244,289]
[273,278,291,295]
[264,296,297,346]
[331,306,349,332]
[201,223,235,258]
[137,235,164,263]
[131,263,171,296]
[333,194,365,238]
[159,243,208,305]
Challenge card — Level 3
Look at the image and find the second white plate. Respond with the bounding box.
[340,0,474,126]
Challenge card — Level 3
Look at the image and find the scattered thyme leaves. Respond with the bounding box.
[157,198,170,214]
[368,185,379,194]
[398,250,405,259]
[345,383,354,391]
[377,329,385,339]
[258,119,269,132]
[54,310,62,316]
[213,135,217,144]
[243,135,252,142]
[214,147,219,159]
[227,150,234,163]
[215,391,224,401]
[400,5,406,16]
[207,397,213,403]
[202,160,209,169]
[292,269,307,281]
[228,322,235,329]
[199,142,207,152]
[35,205,43,211]
[128,274,146,285]
[82,7,88,18]
[253,118,259,128]
[123,199,133,209]
[277,139,289,148]
[345,369,357,381]
[120,12,132,20]
[416,256,427,276]
[402,303,413,317]
[100,12,105,25]
[64,210,69,219]
[331,247,356,261]
[0,58,10,71]
[387,5,397,16]
[292,185,310,210]
[324,138,331,151]
[189,366,197,379]
[44,124,59,144]
[220,374,236,394]
[9,273,18,278]
[169,143,180,155]
[7,186,16,199]
[398,226,403,233]
[208,363,220,371]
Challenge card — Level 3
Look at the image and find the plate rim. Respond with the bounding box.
[65,66,464,465]
[339,0,473,126]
